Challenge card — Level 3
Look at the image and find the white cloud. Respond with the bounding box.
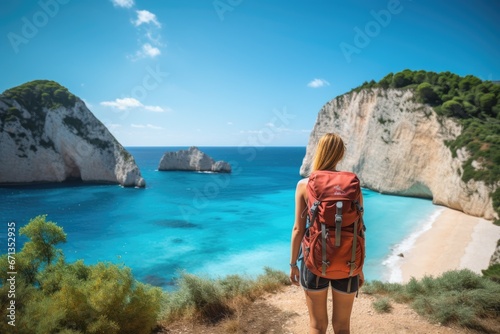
[307,78,330,88]
[240,130,263,134]
[144,105,164,112]
[111,2,163,61]
[142,43,161,57]
[128,43,161,60]
[101,97,142,110]
[111,0,134,8]
[227,122,233,125]
[100,97,165,112]
[131,124,163,130]
[134,10,161,27]
[106,123,122,130]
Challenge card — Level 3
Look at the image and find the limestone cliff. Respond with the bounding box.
[300,88,496,219]
[159,146,231,173]
[0,80,145,187]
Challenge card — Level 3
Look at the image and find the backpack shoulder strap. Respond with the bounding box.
[307,200,321,229]
[348,218,359,276]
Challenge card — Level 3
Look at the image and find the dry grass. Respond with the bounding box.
[157,267,290,332]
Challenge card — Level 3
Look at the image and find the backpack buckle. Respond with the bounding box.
[322,260,330,276]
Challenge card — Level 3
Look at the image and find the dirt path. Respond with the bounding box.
[265,286,469,334]
[161,285,470,333]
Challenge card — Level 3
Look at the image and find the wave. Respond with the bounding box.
[382,207,445,283]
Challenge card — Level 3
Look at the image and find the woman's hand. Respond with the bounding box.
[289,265,300,286]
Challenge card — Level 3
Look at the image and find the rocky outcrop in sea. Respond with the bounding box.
[300,88,495,219]
[158,146,231,173]
[0,80,145,187]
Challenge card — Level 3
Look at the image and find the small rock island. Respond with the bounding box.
[158,147,231,173]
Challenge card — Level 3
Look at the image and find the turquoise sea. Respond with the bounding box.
[0,147,438,288]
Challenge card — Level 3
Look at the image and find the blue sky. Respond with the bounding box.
[1,0,499,146]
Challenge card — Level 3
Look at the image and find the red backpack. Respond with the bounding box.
[302,170,366,283]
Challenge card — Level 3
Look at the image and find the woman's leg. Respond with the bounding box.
[330,289,356,334]
[304,289,329,334]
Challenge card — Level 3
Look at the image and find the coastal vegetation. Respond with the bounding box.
[160,267,289,329]
[0,215,163,334]
[364,269,500,333]
[0,216,289,333]
[2,80,77,111]
[355,70,500,223]
[2,216,499,333]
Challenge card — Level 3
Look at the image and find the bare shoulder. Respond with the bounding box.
[297,177,309,185]
[296,178,308,192]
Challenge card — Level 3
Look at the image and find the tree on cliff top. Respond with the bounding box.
[357,69,499,120]
[1,80,77,111]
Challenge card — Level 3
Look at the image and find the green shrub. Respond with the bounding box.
[362,269,500,332]
[166,273,224,322]
[162,267,290,325]
[176,273,233,323]
[255,266,290,292]
[392,70,414,88]
[480,93,497,113]
[362,280,403,295]
[19,215,66,267]
[416,82,440,105]
[441,100,466,117]
[2,80,77,110]
[5,106,21,122]
[482,263,500,282]
[372,297,392,313]
[219,274,254,300]
[491,188,500,218]
[0,215,163,334]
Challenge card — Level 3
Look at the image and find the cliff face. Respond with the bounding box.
[159,146,231,173]
[300,88,496,219]
[0,81,145,187]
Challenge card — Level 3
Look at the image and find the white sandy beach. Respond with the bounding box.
[400,206,500,282]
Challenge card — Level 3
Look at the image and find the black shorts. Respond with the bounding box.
[300,260,359,294]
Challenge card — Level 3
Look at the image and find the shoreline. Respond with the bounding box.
[382,207,444,282]
[396,206,500,282]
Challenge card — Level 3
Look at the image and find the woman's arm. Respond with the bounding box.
[289,178,308,285]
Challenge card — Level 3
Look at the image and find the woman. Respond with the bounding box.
[289,133,362,334]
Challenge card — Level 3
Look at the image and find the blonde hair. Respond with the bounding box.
[312,133,346,171]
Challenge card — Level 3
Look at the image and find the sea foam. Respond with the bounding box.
[382,207,444,283]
